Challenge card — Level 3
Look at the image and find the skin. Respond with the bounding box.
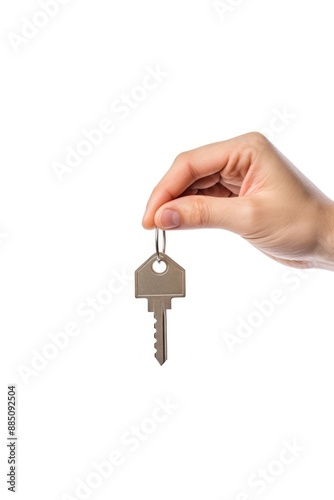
[142,132,334,270]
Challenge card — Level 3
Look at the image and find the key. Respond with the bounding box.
[135,232,185,365]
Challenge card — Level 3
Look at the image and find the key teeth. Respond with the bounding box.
[153,312,166,365]
[153,315,157,343]
[153,316,158,353]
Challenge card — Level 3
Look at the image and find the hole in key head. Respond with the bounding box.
[152,259,167,274]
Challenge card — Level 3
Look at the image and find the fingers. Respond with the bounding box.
[199,184,234,197]
[153,194,253,234]
[190,173,221,189]
[142,132,261,229]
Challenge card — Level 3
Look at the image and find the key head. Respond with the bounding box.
[135,252,185,299]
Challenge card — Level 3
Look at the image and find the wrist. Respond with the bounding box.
[316,199,334,271]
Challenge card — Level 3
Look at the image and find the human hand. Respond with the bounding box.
[142,133,334,270]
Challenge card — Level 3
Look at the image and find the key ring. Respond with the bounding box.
[155,228,166,263]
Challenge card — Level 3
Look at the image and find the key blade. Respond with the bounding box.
[153,304,167,365]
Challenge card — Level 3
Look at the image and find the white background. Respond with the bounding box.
[1,0,334,499]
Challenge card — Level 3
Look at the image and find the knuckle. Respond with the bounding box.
[247,131,270,149]
[174,151,189,164]
[241,132,271,164]
[174,150,198,181]
[191,197,210,226]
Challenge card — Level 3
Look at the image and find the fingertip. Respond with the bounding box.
[141,208,150,229]
[141,215,154,230]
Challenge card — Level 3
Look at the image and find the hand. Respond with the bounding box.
[142,132,334,270]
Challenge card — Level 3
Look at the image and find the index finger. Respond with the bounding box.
[142,133,257,229]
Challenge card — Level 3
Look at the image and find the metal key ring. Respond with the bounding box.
[155,228,166,263]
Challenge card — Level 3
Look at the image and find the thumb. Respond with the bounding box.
[154,195,253,234]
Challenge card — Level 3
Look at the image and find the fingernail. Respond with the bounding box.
[160,209,181,229]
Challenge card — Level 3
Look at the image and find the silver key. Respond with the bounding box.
[135,232,185,365]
